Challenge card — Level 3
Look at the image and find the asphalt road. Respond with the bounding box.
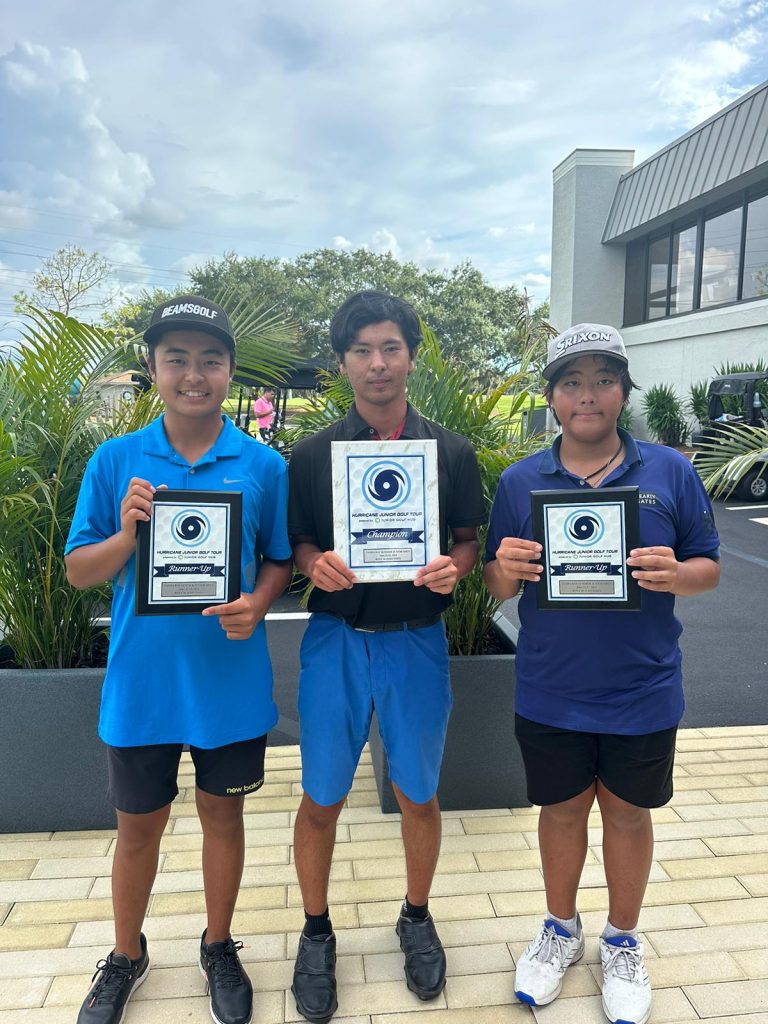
[266,497,767,745]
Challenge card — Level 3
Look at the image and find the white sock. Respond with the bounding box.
[603,919,638,940]
[547,910,580,936]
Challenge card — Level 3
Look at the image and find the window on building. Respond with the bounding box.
[624,240,646,325]
[743,193,768,300]
[647,235,669,319]
[669,224,697,314]
[700,206,742,308]
[621,183,768,325]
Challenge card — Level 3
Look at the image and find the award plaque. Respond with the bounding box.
[331,439,440,583]
[531,486,641,611]
[135,489,241,615]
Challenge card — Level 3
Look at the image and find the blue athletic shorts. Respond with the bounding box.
[298,613,452,806]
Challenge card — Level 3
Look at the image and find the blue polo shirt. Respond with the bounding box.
[486,429,720,734]
[66,415,291,748]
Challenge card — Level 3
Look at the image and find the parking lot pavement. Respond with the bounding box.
[1,733,766,1021]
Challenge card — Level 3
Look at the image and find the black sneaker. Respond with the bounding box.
[291,932,338,1023]
[77,933,149,1024]
[199,930,253,1024]
[396,912,446,1000]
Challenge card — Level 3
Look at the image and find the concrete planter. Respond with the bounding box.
[371,616,529,812]
[0,668,114,833]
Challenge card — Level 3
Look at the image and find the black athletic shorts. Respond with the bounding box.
[514,714,677,808]
[107,735,268,814]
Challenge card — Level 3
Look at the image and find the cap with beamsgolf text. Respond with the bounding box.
[144,295,235,352]
[543,323,628,381]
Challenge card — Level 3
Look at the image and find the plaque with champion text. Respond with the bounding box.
[135,489,241,615]
[531,486,641,611]
[331,439,440,583]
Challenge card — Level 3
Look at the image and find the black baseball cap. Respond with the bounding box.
[144,295,235,352]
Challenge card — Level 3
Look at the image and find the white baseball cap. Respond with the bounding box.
[543,323,628,381]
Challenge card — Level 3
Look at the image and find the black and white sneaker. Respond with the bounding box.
[77,933,149,1024]
[199,930,253,1024]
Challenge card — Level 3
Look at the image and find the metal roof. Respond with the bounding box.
[603,80,768,243]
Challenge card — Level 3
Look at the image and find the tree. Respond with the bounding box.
[108,248,551,387]
[188,249,533,384]
[14,245,113,317]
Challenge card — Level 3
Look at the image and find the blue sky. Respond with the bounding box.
[1,0,767,334]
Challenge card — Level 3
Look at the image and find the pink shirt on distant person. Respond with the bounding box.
[252,397,274,429]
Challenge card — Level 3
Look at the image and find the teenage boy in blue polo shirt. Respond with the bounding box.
[485,324,720,1024]
[287,291,485,1023]
[65,296,292,1024]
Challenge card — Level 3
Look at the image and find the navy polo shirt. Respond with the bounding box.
[66,415,291,748]
[486,429,720,734]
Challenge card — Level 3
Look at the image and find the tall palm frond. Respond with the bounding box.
[1,299,299,669]
[694,424,768,498]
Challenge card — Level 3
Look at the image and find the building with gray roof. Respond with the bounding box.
[550,80,768,435]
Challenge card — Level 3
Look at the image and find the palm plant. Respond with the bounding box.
[282,322,547,655]
[641,383,689,446]
[687,380,709,426]
[0,300,298,669]
[694,423,768,501]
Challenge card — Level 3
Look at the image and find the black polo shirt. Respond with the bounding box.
[288,404,486,627]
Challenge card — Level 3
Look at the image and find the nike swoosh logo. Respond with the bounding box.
[222,478,244,484]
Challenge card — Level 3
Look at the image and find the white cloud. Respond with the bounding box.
[0,2,765,331]
[488,224,536,239]
[533,253,551,269]
[371,229,403,261]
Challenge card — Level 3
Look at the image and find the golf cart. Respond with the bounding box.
[692,371,768,501]
[231,357,335,444]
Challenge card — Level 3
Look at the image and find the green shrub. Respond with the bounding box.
[641,383,688,447]
[687,380,709,424]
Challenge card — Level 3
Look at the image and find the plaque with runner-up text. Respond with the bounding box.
[135,489,241,615]
[331,439,440,583]
[531,486,641,611]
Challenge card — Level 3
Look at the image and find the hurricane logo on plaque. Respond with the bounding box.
[564,510,604,546]
[530,487,641,611]
[135,490,242,615]
[331,439,440,583]
[363,462,411,509]
[171,510,211,547]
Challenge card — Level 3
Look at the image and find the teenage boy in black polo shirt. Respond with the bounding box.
[287,290,485,1023]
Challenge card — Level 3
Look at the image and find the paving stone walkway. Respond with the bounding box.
[0,726,766,1022]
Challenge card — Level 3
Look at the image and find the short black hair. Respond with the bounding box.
[329,290,422,357]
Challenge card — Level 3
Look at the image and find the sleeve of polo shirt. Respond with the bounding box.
[64,445,118,555]
[258,455,292,561]
[287,439,317,542]
[485,469,518,563]
[674,458,720,561]
[447,439,486,529]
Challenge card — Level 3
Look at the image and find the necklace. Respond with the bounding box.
[582,441,623,485]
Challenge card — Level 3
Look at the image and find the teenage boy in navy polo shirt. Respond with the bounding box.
[485,324,720,1024]
[287,290,485,1023]
[65,296,292,1024]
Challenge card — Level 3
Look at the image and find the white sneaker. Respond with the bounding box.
[600,934,652,1024]
[514,917,585,1006]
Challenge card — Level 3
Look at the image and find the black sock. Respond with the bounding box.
[303,908,333,937]
[402,895,429,920]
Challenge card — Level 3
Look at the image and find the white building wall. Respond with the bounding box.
[551,149,634,332]
[623,298,768,437]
